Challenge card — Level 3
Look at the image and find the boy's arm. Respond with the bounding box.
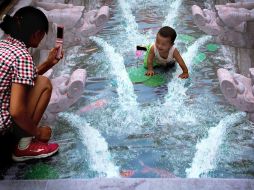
[173,48,189,79]
[145,45,155,76]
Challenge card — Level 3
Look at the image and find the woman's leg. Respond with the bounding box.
[12,76,58,162]
[13,75,52,147]
[27,75,52,126]
[11,75,52,141]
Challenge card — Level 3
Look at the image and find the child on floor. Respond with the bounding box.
[145,26,189,79]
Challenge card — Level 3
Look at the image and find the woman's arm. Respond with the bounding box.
[37,46,63,75]
[173,48,189,79]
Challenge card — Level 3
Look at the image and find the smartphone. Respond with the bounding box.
[55,26,64,59]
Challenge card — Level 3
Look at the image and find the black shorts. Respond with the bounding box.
[154,61,176,73]
[0,120,30,142]
[165,61,176,69]
[0,120,30,163]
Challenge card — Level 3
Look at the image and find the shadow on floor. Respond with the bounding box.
[0,133,16,179]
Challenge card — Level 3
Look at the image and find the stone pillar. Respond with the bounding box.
[215,0,232,4]
[237,48,253,76]
[236,21,254,77]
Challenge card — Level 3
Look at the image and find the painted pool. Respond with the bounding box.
[2,0,254,179]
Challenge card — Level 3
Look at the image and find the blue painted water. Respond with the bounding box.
[3,0,254,179]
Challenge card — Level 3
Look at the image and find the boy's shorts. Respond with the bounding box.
[164,60,176,69]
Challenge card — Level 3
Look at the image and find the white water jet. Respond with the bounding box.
[118,0,148,46]
[162,0,183,27]
[186,112,246,178]
[59,112,120,177]
[90,37,142,126]
[160,36,211,124]
[182,36,212,70]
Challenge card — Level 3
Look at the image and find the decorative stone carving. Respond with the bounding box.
[42,69,87,124]
[192,2,254,122]
[34,1,110,49]
[217,68,254,122]
[192,2,254,48]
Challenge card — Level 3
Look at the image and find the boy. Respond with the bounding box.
[145,26,189,79]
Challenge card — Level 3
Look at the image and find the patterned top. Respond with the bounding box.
[0,36,37,133]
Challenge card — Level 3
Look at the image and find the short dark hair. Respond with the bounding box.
[158,26,177,44]
[0,6,48,45]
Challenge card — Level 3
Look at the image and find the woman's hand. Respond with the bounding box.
[46,46,64,67]
[36,46,64,75]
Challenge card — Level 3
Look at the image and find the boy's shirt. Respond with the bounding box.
[154,44,176,66]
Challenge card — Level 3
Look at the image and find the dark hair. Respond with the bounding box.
[158,26,177,44]
[0,6,48,45]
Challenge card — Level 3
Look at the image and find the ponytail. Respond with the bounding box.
[0,14,16,35]
[0,6,48,45]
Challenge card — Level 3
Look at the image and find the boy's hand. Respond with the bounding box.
[145,70,155,76]
[179,72,189,79]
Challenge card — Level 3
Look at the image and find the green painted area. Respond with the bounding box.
[24,163,59,179]
[193,52,206,64]
[127,66,167,87]
[178,34,195,44]
[206,43,219,52]
[127,66,151,83]
[143,74,167,87]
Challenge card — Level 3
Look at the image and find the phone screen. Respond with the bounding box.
[57,27,63,39]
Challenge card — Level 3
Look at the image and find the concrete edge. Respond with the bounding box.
[0,178,253,190]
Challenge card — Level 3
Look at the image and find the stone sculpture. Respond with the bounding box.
[217,68,254,122]
[192,2,254,122]
[42,69,87,124]
[33,1,110,49]
[192,2,254,48]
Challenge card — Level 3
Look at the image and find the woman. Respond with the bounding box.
[0,6,63,162]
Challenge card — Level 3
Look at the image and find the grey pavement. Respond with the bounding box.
[0,178,253,190]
